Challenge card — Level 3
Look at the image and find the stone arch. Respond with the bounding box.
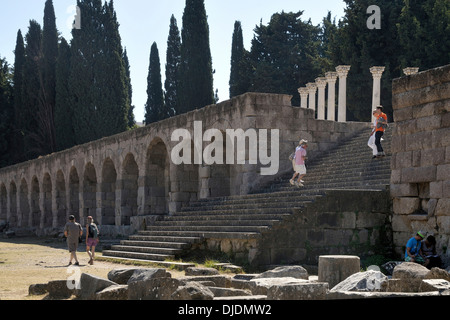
[69,167,80,221]
[101,158,117,226]
[42,173,53,228]
[83,163,97,223]
[0,183,6,222]
[56,170,67,228]
[30,176,40,228]
[145,138,170,214]
[121,153,138,225]
[170,138,199,213]
[9,181,17,227]
[19,179,29,228]
[203,130,231,198]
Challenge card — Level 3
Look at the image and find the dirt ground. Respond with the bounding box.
[0,237,184,300]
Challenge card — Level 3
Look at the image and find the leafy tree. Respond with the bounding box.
[12,30,25,164]
[55,38,75,151]
[229,21,248,98]
[178,0,214,114]
[164,14,181,117]
[69,0,130,144]
[41,0,58,152]
[249,11,322,106]
[123,49,136,128]
[21,20,43,159]
[145,42,165,125]
[0,58,14,168]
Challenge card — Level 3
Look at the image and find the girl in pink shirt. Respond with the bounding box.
[290,140,308,187]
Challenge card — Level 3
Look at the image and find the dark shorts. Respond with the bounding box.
[86,238,98,248]
[67,241,78,253]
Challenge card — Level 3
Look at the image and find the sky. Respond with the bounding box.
[0,0,346,123]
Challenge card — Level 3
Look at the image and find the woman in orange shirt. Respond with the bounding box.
[374,105,388,158]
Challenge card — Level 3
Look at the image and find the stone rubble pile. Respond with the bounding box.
[28,262,450,300]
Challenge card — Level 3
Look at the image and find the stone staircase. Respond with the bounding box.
[102,128,392,266]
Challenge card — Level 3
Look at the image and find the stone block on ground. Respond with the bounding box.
[77,273,117,300]
[96,285,129,300]
[419,279,450,293]
[330,270,388,292]
[29,284,48,296]
[318,255,360,289]
[267,282,329,300]
[126,268,171,284]
[254,266,309,280]
[171,282,214,300]
[185,267,219,276]
[128,277,180,300]
[47,280,77,300]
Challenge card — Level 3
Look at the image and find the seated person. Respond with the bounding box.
[405,231,425,264]
[421,235,442,269]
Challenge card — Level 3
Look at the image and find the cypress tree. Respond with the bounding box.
[178,0,214,114]
[55,38,75,151]
[0,58,14,168]
[22,20,43,159]
[144,42,165,125]
[41,0,58,153]
[123,49,136,128]
[12,30,25,164]
[164,14,181,117]
[229,21,249,98]
[69,0,129,144]
[98,0,129,136]
[69,0,103,144]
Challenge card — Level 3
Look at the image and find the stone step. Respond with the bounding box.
[128,235,202,243]
[163,213,292,222]
[166,207,303,216]
[153,219,284,227]
[120,240,192,249]
[145,225,271,233]
[138,230,261,240]
[102,250,175,262]
[110,245,182,256]
[98,255,196,270]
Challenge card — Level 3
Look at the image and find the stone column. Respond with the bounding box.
[306,82,317,113]
[315,77,327,120]
[403,67,419,76]
[336,65,351,122]
[298,87,309,109]
[325,72,338,121]
[370,66,385,122]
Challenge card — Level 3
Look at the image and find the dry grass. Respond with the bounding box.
[0,237,184,300]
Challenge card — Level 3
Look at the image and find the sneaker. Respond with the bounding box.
[295,181,304,188]
[290,179,295,186]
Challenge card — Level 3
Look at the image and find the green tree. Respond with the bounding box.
[229,21,250,98]
[55,38,75,151]
[164,14,181,117]
[12,30,25,164]
[249,11,322,106]
[69,0,130,144]
[145,42,165,125]
[39,0,58,154]
[123,49,136,128]
[178,0,214,114]
[21,20,43,159]
[0,58,14,168]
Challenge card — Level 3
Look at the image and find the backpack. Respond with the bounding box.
[88,224,99,238]
[289,152,295,161]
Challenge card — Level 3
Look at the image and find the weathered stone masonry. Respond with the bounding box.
[391,64,450,261]
[0,93,368,236]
